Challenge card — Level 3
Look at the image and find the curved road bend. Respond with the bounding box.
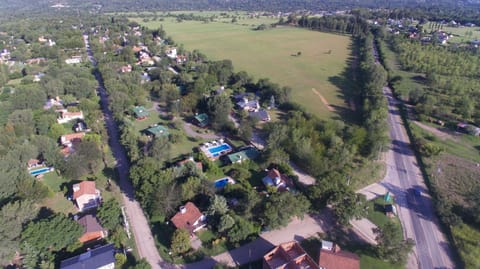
[374,41,455,268]
[83,34,164,269]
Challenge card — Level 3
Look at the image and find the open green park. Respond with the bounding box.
[131,14,355,119]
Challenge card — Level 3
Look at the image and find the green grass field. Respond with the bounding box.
[131,16,354,119]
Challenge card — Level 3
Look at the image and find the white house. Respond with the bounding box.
[57,109,84,124]
[73,181,101,211]
[65,56,82,64]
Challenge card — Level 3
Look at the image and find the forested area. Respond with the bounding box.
[389,37,480,125]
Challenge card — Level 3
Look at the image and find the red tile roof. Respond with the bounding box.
[77,214,105,243]
[263,241,319,269]
[170,202,204,233]
[73,181,97,200]
[319,248,360,269]
[61,132,85,144]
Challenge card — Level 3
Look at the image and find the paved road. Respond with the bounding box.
[382,87,455,269]
[83,34,164,269]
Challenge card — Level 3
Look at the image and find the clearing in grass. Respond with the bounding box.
[131,15,355,120]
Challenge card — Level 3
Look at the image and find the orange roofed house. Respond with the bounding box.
[263,241,319,269]
[170,202,206,235]
[61,132,85,147]
[318,240,360,269]
[73,181,101,212]
[76,214,107,243]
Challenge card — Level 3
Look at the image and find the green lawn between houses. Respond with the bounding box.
[130,15,355,120]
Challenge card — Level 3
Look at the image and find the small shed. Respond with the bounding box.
[194,113,209,128]
[144,125,169,137]
[132,106,149,120]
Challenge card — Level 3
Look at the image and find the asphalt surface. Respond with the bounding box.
[381,86,455,269]
[83,35,164,269]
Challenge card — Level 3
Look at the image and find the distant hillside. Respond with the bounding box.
[1,0,479,14]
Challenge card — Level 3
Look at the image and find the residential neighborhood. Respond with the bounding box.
[0,3,477,269]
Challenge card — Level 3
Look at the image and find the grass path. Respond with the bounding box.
[312,88,335,112]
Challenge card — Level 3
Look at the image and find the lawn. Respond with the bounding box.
[365,197,401,229]
[436,25,480,43]
[129,108,207,158]
[131,16,355,119]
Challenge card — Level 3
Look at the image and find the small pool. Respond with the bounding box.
[208,144,231,155]
[30,167,52,176]
[214,177,235,189]
[214,178,229,189]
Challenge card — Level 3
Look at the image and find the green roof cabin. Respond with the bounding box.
[132,106,149,120]
[227,147,260,164]
[193,113,209,128]
[145,125,169,137]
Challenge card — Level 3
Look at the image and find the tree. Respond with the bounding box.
[128,259,151,269]
[97,199,122,231]
[21,214,83,253]
[218,214,235,233]
[0,200,39,265]
[207,94,233,131]
[207,195,229,216]
[228,216,258,243]
[329,189,367,226]
[148,136,171,163]
[374,222,415,264]
[262,192,311,229]
[170,229,190,256]
[181,177,202,201]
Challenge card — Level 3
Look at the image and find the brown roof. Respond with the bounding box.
[319,248,360,269]
[27,159,41,167]
[77,214,105,243]
[61,132,85,143]
[73,181,97,200]
[170,202,203,233]
[263,241,319,269]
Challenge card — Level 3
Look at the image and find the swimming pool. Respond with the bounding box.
[208,144,232,155]
[30,167,52,176]
[214,177,235,189]
[214,178,229,188]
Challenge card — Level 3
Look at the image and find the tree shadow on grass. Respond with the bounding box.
[327,41,363,125]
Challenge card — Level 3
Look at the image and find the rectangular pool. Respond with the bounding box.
[208,144,232,155]
[30,167,52,176]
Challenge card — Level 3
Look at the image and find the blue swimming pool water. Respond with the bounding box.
[214,178,229,188]
[208,144,231,155]
[30,167,51,176]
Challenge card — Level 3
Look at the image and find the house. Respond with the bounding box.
[193,113,209,128]
[226,147,260,164]
[144,124,169,138]
[262,168,292,192]
[65,56,82,64]
[132,106,149,120]
[249,109,270,122]
[170,202,206,234]
[33,72,45,82]
[44,97,63,110]
[27,159,43,170]
[318,240,360,269]
[237,96,260,111]
[177,156,203,171]
[25,57,47,65]
[166,48,177,59]
[76,214,107,243]
[60,132,86,147]
[263,241,319,269]
[176,55,187,64]
[60,243,115,269]
[57,109,84,124]
[120,64,132,73]
[73,121,90,133]
[73,181,101,211]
